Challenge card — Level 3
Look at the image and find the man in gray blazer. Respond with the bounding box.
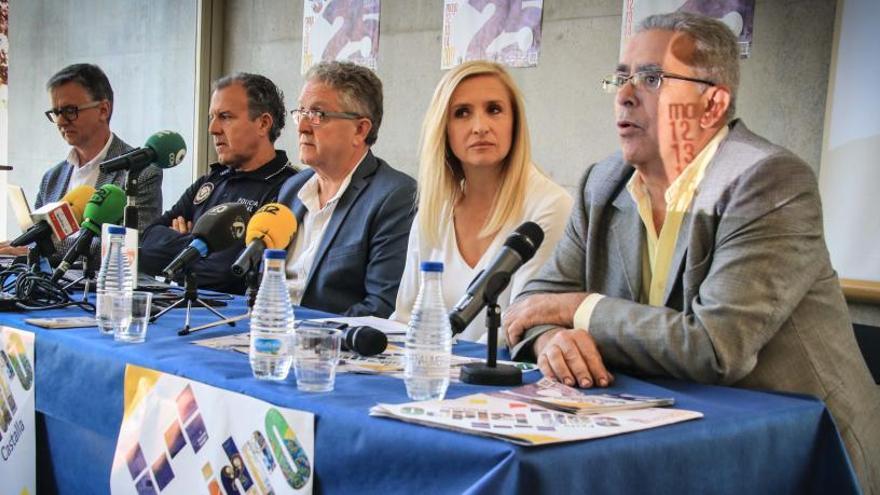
[0,63,162,265]
[279,61,415,317]
[503,13,879,491]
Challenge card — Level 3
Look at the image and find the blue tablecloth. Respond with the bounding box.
[0,294,860,494]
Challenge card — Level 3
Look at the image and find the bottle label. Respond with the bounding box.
[254,338,284,355]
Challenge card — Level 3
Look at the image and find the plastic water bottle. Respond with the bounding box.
[250,249,295,380]
[404,261,452,400]
[95,225,133,335]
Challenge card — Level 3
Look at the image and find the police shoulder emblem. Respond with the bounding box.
[194,182,214,205]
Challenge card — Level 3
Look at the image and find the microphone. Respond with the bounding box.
[161,202,250,279]
[51,184,127,282]
[231,203,297,277]
[99,131,187,173]
[448,222,545,335]
[341,325,388,357]
[10,185,95,247]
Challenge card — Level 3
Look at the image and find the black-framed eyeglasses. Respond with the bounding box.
[44,101,103,123]
[290,108,364,126]
[601,71,716,93]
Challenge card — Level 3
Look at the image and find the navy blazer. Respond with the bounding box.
[277,151,416,317]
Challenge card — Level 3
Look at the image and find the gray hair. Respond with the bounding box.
[213,73,286,143]
[46,63,115,121]
[304,61,383,145]
[638,12,740,120]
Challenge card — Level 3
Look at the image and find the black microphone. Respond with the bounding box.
[162,202,250,278]
[99,131,186,174]
[448,222,545,335]
[342,325,388,357]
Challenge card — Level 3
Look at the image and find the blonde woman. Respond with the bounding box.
[393,61,573,344]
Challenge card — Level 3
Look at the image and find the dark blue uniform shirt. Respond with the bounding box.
[139,150,297,294]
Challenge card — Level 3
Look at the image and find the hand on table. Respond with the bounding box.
[534,327,614,389]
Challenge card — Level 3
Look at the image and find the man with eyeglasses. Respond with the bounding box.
[276,61,416,317]
[138,73,296,294]
[503,12,879,490]
[0,63,162,259]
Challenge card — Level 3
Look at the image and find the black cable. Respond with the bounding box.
[0,263,95,312]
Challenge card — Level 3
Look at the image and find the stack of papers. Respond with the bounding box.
[370,379,701,446]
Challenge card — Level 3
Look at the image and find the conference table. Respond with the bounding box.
[0,292,860,494]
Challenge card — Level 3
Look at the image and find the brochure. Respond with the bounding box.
[497,378,675,415]
[370,390,701,447]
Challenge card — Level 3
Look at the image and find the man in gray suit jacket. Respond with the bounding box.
[0,63,162,266]
[503,13,879,491]
[280,61,415,317]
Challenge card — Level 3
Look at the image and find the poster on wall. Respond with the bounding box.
[621,0,755,58]
[0,327,36,495]
[301,0,380,74]
[441,0,544,69]
[110,365,315,495]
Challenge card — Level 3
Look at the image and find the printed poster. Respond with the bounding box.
[0,327,37,495]
[1,0,9,237]
[621,0,756,58]
[442,0,544,69]
[301,0,380,74]
[110,365,315,495]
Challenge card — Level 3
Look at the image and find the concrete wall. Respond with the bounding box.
[5,0,197,236]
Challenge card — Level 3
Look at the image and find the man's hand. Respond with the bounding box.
[0,241,28,257]
[170,216,193,234]
[502,293,587,346]
[534,327,613,389]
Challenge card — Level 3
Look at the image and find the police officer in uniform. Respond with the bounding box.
[139,73,296,293]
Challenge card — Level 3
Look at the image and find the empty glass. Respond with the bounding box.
[113,291,153,343]
[292,326,342,392]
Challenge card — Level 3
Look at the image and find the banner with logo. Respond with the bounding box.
[620,0,755,58]
[301,0,380,74]
[0,327,36,495]
[110,365,315,494]
[1,0,9,238]
[441,0,544,69]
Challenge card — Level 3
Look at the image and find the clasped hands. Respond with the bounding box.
[503,292,613,389]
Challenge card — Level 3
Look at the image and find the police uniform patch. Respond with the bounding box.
[194,182,214,205]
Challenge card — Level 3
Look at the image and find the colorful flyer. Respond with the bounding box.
[0,326,36,495]
[301,0,381,74]
[441,0,544,69]
[372,390,702,446]
[621,0,755,58]
[110,365,315,494]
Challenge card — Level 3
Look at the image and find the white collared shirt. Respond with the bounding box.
[285,151,368,304]
[67,133,114,191]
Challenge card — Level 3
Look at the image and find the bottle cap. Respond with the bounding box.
[107,225,126,235]
[420,261,444,272]
[264,249,287,260]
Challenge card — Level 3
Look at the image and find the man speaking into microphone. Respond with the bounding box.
[139,73,296,294]
[0,63,163,262]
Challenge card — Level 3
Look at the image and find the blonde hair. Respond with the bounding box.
[417,61,534,246]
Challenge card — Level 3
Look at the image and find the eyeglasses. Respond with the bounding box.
[44,101,103,123]
[290,108,364,126]
[601,71,716,93]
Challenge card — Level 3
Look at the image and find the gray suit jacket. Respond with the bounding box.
[277,151,416,317]
[515,120,880,492]
[34,134,163,266]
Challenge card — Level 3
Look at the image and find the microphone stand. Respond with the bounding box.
[150,268,235,336]
[459,280,523,386]
[61,255,97,303]
[123,169,141,230]
[173,266,260,335]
